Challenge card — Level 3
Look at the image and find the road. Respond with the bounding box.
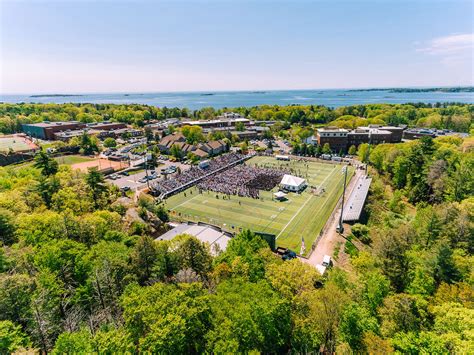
[107,160,190,191]
[274,139,292,153]
[301,166,365,267]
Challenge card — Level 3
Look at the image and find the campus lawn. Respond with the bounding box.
[165,156,353,256]
[54,155,94,165]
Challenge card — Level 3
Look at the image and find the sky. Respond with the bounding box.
[0,0,473,94]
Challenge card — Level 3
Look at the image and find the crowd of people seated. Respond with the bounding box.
[153,153,246,195]
[197,165,288,198]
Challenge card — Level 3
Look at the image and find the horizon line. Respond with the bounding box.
[2,84,473,96]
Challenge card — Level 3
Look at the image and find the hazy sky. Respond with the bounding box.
[1,0,473,94]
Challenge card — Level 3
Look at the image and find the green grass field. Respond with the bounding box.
[165,156,353,255]
[54,155,94,165]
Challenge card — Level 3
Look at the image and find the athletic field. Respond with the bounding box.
[55,155,94,166]
[165,156,353,255]
[0,135,38,153]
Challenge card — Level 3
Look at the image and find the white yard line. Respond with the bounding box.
[171,193,201,209]
[276,167,339,240]
[276,194,313,239]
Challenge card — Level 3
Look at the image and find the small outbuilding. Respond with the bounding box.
[280,174,307,192]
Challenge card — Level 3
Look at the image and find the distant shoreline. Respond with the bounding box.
[29,94,85,98]
[349,87,474,93]
[11,86,474,97]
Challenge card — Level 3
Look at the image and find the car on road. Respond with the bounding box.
[138,177,149,183]
[322,255,332,267]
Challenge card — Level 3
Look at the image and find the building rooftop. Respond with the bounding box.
[23,121,82,128]
[182,117,250,126]
[317,127,349,133]
[342,176,372,222]
[156,223,232,255]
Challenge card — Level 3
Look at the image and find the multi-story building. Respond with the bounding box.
[22,121,132,141]
[22,121,87,140]
[316,127,349,152]
[181,116,250,130]
[379,126,404,142]
[87,122,127,131]
[356,125,404,143]
[316,125,406,152]
[347,129,370,148]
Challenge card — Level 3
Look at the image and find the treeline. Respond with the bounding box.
[342,135,473,352]
[232,103,473,132]
[0,136,473,352]
[1,102,472,135]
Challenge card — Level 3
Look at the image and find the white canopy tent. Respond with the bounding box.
[280,174,307,192]
[274,191,287,200]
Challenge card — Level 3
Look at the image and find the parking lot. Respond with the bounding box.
[107,160,190,191]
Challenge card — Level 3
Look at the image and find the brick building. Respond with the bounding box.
[22,121,86,140]
[316,127,349,153]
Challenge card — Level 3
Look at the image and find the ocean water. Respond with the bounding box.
[1,89,473,110]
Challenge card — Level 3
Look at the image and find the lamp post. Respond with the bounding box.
[337,165,348,234]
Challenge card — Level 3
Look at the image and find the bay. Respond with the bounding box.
[1,89,473,110]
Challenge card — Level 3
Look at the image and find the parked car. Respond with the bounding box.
[322,255,332,267]
[120,186,131,192]
[275,247,297,261]
[138,177,149,183]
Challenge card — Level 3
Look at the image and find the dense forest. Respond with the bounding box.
[0,109,473,353]
[1,102,473,134]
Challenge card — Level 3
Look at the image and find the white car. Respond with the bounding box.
[322,255,331,267]
[315,264,327,275]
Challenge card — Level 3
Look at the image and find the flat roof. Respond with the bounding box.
[23,121,82,128]
[318,127,349,132]
[342,176,372,222]
[182,118,250,125]
[156,223,231,255]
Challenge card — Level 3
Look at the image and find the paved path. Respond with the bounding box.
[301,167,365,267]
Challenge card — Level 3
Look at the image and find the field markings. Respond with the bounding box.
[172,193,202,209]
[275,166,339,240]
[276,194,314,239]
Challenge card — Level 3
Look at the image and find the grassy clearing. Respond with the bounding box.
[54,155,94,165]
[165,156,353,255]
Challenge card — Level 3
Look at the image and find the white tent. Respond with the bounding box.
[280,174,307,192]
[274,191,287,200]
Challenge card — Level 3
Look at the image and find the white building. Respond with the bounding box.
[280,174,307,192]
[156,223,231,256]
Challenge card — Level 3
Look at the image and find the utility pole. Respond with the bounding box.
[365,130,371,175]
[337,165,348,234]
[144,138,150,190]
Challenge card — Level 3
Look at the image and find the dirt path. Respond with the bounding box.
[301,167,364,267]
